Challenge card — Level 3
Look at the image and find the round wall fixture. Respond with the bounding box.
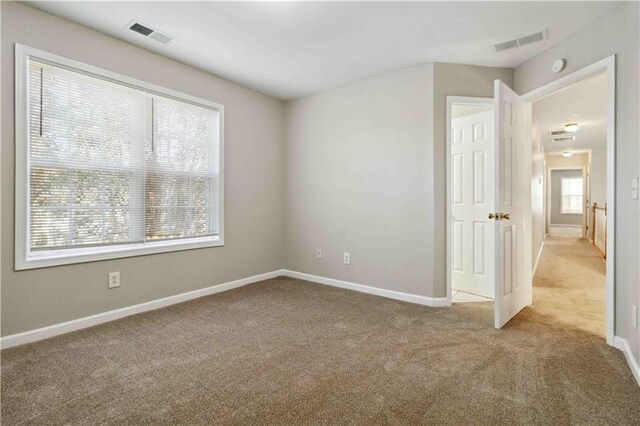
[552,59,566,73]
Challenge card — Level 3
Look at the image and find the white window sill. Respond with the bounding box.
[16,236,223,270]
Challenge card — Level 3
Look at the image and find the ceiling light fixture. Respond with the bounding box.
[551,136,576,142]
[549,130,572,136]
[564,122,579,133]
[561,151,573,158]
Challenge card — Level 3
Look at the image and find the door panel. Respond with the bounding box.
[452,153,463,205]
[452,220,464,272]
[473,221,486,275]
[473,151,486,204]
[451,109,495,298]
[494,80,532,328]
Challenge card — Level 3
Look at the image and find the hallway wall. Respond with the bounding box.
[590,146,607,207]
[531,114,545,267]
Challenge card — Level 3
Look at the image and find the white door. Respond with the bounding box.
[494,80,533,329]
[451,110,495,298]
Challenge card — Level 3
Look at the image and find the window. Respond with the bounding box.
[15,45,224,270]
[560,177,583,214]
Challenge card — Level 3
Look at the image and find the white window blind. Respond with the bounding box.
[18,48,223,269]
[29,60,146,250]
[561,177,583,214]
[145,95,220,241]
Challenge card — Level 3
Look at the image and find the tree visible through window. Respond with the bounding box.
[25,57,221,255]
[560,177,583,214]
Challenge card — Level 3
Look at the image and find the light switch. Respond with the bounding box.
[632,177,639,200]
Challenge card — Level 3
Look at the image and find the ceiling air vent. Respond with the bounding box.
[551,136,576,142]
[127,20,173,44]
[129,22,153,36]
[493,29,547,53]
[494,39,519,53]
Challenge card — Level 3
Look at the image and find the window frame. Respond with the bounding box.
[560,176,584,215]
[15,44,225,270]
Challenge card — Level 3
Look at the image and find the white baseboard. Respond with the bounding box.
[614,336,640,386]
[1,269,448,349]
[549,223,582,227]
[282,270,450,307]
[532,241,545,277]
[0,269,284,350]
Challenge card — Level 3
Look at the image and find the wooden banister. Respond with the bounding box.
[591,202,607,259]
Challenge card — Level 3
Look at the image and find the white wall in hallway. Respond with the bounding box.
[531,114,545,267]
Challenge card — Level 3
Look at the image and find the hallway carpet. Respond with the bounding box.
[2,248,639,424]
[533,235,606,337]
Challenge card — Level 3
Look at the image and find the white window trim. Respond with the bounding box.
[559,176,583,215]
[15,44,225,270]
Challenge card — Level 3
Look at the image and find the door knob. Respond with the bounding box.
[499,212,511,220]
[488,213,498,220]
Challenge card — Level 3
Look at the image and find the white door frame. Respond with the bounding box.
[522,55,615,345]
[445,96,494,305]
[547,166,587,237]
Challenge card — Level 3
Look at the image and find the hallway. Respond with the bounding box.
[532,235,605,337]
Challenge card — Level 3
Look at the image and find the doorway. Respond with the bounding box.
[447,98,495,303]
[446,56,615,343]
[524,58,615,344]
[446,97,495,304]
[446,87,533,328]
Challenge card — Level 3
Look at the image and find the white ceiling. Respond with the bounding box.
[25,1,622,100]
[533,72,607,155]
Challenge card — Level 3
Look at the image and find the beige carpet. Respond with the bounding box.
[2,242,639,424]
[533,235,606,337]
[549,226,583,238]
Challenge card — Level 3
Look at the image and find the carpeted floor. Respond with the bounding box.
[2,238,639,424]
[533,235,607,338]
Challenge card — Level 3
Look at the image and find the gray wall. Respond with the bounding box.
[284,64,435,297]
[550,170,583,225]
[515,1,640,364]
[1,2,286,336]
[283,62,512,299]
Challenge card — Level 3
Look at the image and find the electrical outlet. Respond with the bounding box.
[316,249,323,259]
[632,177,639,200]
[343,252,350,265]
[633,305,638,330]
[108,272,120,289]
